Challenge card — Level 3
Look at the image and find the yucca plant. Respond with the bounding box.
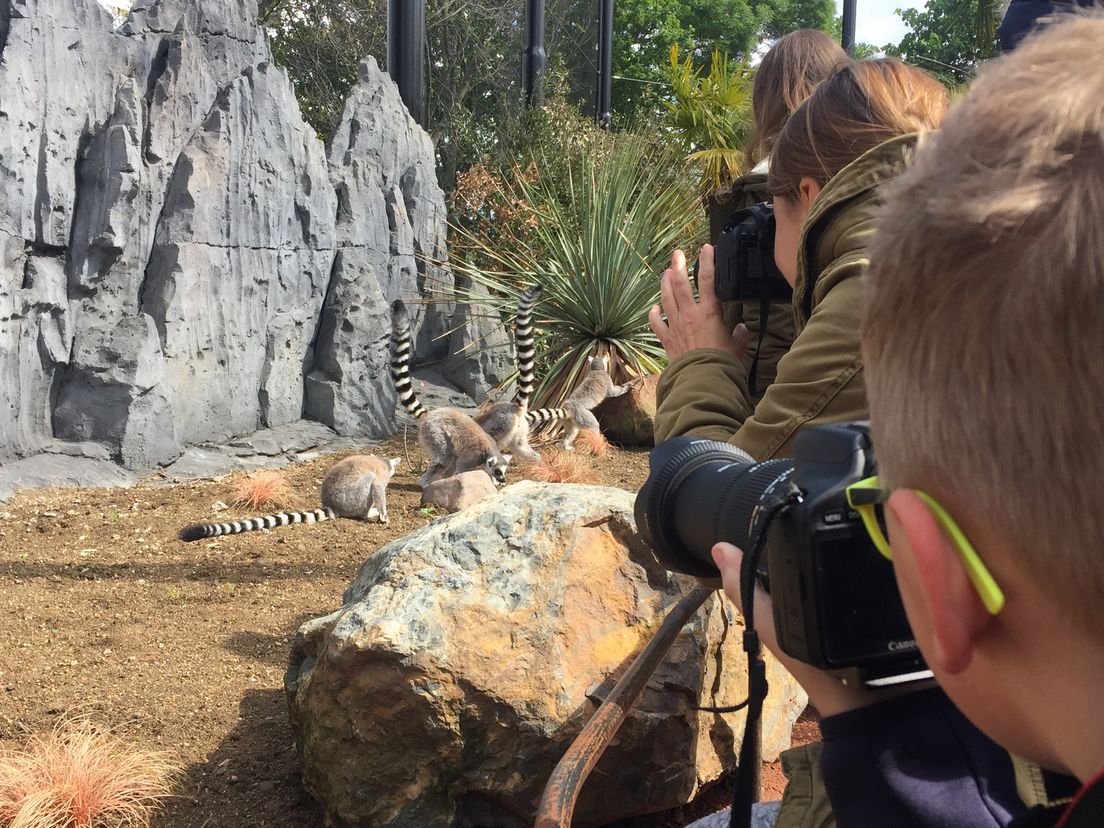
[664,45,755,194]
[450,133,704,406]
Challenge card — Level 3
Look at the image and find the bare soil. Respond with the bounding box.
[0,434,816,827]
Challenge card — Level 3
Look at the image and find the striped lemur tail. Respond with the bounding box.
[390,299,428,420]
[524,356,633,449]
[179,508,335,542]
[526,408,568,426]
[514,284,543,410]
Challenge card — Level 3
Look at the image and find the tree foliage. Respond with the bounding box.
[611,0,835,118]
[758,0,835,41]
[884,0,999,87]
[663,45,754,191]
[265,0,843,189]
[266,0,537,188]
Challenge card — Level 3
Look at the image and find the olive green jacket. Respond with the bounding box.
[655,134,920,460]
[716,165,797,404]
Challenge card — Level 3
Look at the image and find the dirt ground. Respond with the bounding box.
[0,433,817,827]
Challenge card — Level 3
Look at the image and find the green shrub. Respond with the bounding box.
[664,45,755,194]
[449,131,704,406]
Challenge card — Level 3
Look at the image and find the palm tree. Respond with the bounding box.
[977,0,1000,44]
[663,46,754,196]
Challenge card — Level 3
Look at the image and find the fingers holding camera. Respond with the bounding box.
[712,542,777,647]
[648,302,670,344]
[653,247,744,361]
[731,322,751,360]
[694,245,720,310]
[712,541,920,717]
[667,248,696,310]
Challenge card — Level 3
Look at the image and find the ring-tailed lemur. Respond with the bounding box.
[390,299,511,488]
[474,285,543,462]
[526,356,635,450]
[178,454,401,541]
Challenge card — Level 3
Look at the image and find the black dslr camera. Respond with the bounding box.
[712,203,792,303]
[634,423,930,687]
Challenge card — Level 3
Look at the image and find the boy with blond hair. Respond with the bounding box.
[712,14,1104,826]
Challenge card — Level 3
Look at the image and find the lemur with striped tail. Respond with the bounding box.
[473,285,543,462]
[178,454,401,542]
[526,356,634,450]
[390,299,511,488]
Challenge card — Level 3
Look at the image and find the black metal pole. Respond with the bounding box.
[523,0,547,108]
[387,0,426,126]
[596,0,614,128]
[841,0,857,56]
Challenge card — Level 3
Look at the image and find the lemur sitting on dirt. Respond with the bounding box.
[178,454,401,542]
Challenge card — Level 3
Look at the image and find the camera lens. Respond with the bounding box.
[635,436,793,579]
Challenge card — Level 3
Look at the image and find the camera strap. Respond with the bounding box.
[728,488,799,828]
[746,295,771,398]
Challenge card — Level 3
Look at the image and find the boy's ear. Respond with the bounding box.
[886,490,994,675]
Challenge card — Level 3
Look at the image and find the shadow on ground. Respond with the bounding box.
[158,689,325,828]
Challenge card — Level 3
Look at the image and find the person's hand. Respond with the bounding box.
[649,246,751,361]
[712,542,925,717]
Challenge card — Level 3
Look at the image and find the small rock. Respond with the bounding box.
[420,470,497,513]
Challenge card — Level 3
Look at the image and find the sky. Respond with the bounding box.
[839,0,928,49]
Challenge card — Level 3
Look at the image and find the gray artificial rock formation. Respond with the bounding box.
[305,56,457,438]
[286,482,807,827]
[442,272,515,401]
[0,0,504,484]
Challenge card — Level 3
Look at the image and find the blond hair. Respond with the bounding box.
[769,59,948,198]
[746,30,849,164]
[863,15,1104,632]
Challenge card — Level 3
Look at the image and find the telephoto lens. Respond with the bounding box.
[634,436,793,580]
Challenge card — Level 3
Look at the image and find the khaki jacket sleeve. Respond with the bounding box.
[774,742,837,828]
[738,299,798,401]
[654,277,867,460]
[654,348,754,445]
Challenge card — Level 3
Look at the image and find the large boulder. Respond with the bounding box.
[597,373,660,447]
[285,481,807,827]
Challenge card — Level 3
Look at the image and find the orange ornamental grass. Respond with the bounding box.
[573,428,609,458]
[528,449,598,485]
[0,718,180,828]
[230,469,295,511]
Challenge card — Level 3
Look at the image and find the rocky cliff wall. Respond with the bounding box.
[0,0,507,472]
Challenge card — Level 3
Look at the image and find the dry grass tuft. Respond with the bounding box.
[230,470,295,511]
[573,428,609,457]
[528,450,598,485]
[0,718,180,828]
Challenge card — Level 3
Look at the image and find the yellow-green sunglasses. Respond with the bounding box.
[845,476,1005,615]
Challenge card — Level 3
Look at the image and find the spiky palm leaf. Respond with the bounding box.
[451,134,703,406]
[664,46,754,193]
[977,0,999,45]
